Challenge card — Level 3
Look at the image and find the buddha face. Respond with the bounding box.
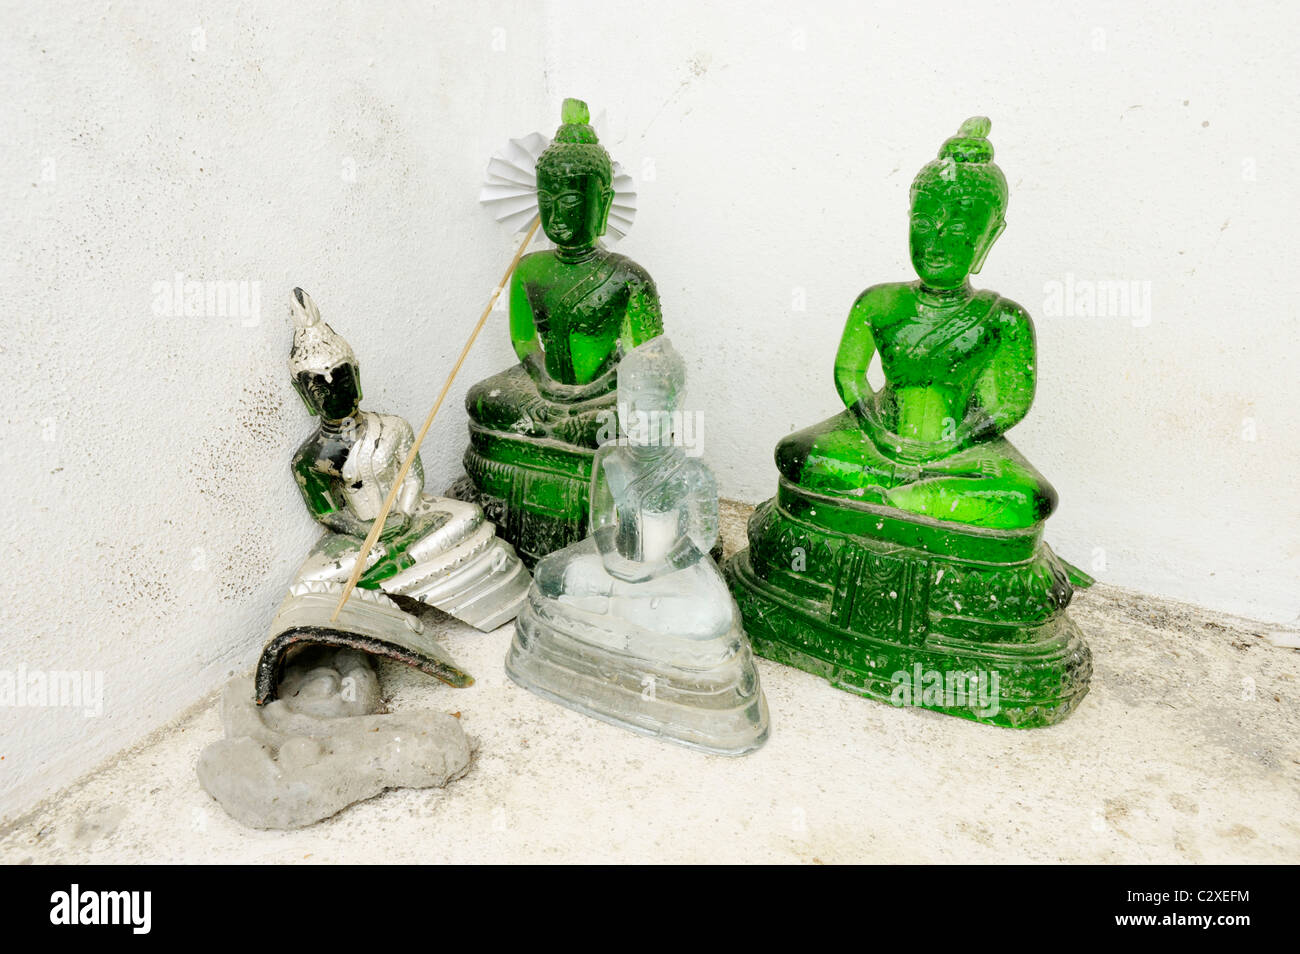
[537,169,612,250]
[296,363,360,420]
[908,183,1004,289]
[618,338,687,450]
[622,384,678,449]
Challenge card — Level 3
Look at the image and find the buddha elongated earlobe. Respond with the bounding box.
[598,187,614,236]
[970,219,1005,275]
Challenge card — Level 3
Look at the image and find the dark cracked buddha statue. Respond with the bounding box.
[449,99,664,566]
[725,118,1093,728]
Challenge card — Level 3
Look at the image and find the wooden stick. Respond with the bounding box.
[330,216,541,622]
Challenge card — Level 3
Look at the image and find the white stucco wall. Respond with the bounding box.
[541,0,1300,622]
[0,0,550,818]
[1,0,1296,819]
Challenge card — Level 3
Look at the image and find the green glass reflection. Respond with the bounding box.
[451,99,664,566]
[726,118,1092,728]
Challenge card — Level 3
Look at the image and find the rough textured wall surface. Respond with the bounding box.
[0,0,547,818]
[543,0,1299,623]
[1,0,1297,820]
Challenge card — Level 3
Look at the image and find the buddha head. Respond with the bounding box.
[617,336,685,451]
[288,287,361,421]
[908,117,1008,289]
[535,98,614,251]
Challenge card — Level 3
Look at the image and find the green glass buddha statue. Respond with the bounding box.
[725,118,1092,728]
[449,99,664,566]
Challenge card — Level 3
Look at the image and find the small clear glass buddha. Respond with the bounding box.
[506,337,769,755]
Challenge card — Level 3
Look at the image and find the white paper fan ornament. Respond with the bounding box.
[478,105,638,241]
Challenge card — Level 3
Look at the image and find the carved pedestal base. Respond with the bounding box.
[502,535,770,756]
[449,424,596,567]
[724,479,1092,728]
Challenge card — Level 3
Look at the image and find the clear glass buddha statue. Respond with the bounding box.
[285,288,530,633]
[506,337,769,755]
[726,119,1092,728]
[449,99,664,567]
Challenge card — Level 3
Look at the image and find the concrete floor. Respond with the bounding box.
[3,503,1298,863]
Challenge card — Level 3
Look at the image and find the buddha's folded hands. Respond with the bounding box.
[530,355,619,404]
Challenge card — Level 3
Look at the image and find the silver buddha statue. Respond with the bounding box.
[258,289,531,702]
